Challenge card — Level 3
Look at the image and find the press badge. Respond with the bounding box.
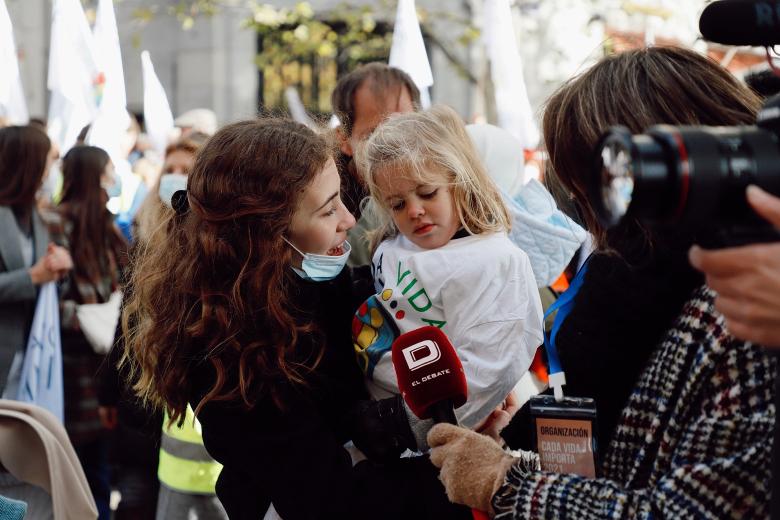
[532,259,599,477]
[529,394,598,478]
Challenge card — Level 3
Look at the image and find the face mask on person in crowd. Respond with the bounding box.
[158,173,188,208]
[102,174,122,199]
[282,239,352,282]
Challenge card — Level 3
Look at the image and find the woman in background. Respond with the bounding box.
[133,137,200,243]
[0,125,71,393]
[0,125,72,517]
[49,145,128,520]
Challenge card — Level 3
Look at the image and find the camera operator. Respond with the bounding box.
[426,46,775,518]
[689,185,780,519]
[689,185,780,347]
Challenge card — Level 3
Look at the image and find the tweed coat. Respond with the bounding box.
[494,287,776,519]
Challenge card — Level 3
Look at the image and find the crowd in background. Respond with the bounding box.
[0,45,779,520]
[0,106,226,519]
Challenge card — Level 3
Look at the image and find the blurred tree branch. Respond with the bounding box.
[128,0,479,82]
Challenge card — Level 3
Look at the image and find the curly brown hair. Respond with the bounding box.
[123,118,332,424]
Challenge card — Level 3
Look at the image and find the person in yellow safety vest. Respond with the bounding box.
[156,406,227,520]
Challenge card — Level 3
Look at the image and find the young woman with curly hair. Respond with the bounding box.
[123,118,469,520]
[47,145,128,519]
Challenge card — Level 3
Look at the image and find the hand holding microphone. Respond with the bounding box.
[428,424,518,515]
[349,326,468,463]
[393,327,518,519]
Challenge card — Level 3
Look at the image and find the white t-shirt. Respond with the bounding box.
[353,231,544,427]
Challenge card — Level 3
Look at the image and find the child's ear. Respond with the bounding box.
[337,127,354,157]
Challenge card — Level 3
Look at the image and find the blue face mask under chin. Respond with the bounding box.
[283,238,351,282]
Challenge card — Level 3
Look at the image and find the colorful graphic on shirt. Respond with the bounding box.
[381,288,407,321]
[352,294,399,379]
[393,260,447,328]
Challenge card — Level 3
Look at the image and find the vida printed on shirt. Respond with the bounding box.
[352,232,544,427]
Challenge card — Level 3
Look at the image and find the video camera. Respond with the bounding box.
[590,0,780,243]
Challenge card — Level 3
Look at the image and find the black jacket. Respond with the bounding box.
[192,268,469,520]
[97,265,162,471]
[502,222,703,454]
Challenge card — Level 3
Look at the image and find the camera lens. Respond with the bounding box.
[593,124,780,230]
[592,126,673,227]
[598,132,635,227]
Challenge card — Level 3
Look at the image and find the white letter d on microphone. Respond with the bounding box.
[402,340,441,371]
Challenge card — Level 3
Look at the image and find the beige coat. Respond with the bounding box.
[0,399,97,519]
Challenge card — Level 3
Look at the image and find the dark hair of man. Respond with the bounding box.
[331,62,421,136]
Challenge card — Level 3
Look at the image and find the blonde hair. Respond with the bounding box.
[355,104,509,251]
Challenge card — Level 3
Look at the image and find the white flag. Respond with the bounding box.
[285,87,316,129]
[0,0,28,124]
[47,0,101,155]
[141,50,174,158]
[389,0,433,108]
[87,0,130,162]
[484,0,539,149]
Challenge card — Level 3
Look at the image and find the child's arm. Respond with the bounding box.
[473,391,518,443]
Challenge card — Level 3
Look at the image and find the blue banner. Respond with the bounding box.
[16,282,64,422]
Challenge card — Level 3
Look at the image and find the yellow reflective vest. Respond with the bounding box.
[158,406,222,494]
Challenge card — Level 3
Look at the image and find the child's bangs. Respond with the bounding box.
[372,155,449,193]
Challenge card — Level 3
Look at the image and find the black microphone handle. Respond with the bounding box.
[430,399,459,425]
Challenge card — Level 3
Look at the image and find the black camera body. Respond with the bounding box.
[591,94,780,245]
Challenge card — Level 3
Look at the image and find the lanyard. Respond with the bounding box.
[543,258,590,400]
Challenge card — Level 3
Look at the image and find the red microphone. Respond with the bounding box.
[393,328,487,520]
[391,326,468,425]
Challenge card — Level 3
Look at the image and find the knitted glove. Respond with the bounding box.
[428,423,516,514]
[348,395,418,464]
